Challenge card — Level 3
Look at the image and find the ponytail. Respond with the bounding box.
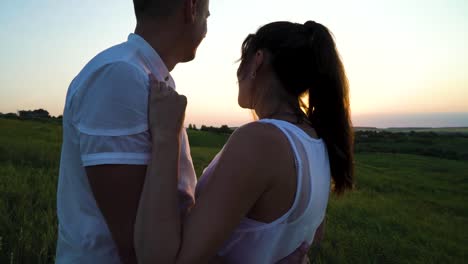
[239,21,354,194]
[305,22,354,194]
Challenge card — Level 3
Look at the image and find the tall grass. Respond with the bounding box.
[0,118,467,263]
[315,153,468,263]
[0,119,61,264]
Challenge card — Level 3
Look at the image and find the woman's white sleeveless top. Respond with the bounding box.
[196,119,331,263]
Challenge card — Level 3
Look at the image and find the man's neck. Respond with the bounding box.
[134,21,179,72]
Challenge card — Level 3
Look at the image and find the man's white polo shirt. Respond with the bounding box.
[55,33,197,263]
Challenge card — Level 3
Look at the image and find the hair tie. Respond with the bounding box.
[304,21,318,30]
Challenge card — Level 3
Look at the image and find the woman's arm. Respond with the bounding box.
[174,123,278,264]
[134,79,187,264]
[136,119,274,263]
[134,135,182,263]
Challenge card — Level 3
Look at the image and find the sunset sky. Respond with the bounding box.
[0,0,467,127]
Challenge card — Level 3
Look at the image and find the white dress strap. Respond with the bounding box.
[257,118,304,222]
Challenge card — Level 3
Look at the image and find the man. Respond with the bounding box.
[56,0,206,262]
[55,0,311,263]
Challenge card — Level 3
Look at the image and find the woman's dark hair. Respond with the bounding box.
[239,21,354,194]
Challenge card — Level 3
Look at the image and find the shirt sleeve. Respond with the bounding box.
[72,61,152,166]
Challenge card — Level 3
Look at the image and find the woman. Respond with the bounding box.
[135,21,354,263]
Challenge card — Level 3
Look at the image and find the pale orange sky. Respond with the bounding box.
[0,0,467,127]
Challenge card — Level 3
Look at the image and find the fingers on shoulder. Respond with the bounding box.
[149,79,171,99]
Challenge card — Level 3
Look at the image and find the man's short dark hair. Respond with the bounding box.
[133,0,185,20]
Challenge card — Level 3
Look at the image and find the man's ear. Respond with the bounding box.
[184,0,198,23]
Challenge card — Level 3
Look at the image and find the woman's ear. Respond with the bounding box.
[254,50,264,73]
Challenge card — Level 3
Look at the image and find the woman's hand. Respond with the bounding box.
[148,74,187,141]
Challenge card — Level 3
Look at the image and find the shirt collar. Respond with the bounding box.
[128,33,171,83]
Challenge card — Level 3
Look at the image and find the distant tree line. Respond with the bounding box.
[187,123,233,134]
[0,109,62,121]
[0,110,234,134]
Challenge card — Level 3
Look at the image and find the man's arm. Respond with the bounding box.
[313,220,325,245]
[86,165,146,264]
[78,63,182,263]
[207,242,312,264]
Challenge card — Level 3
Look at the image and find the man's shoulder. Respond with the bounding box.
[68,40,147,96]
[79,41,144,78]
[66,42,148,105]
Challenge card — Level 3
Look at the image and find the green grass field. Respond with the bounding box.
[1,118,467,263]
[385,127,468,133]
[355,127,468,133]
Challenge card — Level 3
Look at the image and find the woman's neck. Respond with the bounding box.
[255,102,296,120]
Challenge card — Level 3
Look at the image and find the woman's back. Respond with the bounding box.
[196,119,331,263]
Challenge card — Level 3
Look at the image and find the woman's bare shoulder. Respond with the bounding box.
[230,121,288,144]
[224,121,293,170]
